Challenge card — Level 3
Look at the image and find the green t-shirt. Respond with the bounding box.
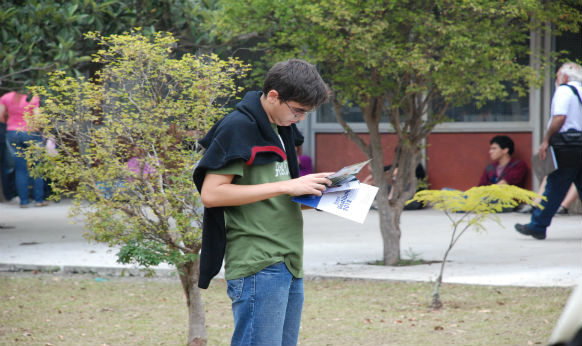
[208,147,303,280]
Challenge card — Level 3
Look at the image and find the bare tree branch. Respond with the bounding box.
[332,100,370,157]
[0,64,55,83]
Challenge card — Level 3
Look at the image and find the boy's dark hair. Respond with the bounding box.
[490,135,514,155]
[262,59,330,107]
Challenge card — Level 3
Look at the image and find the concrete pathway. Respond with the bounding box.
[1,198,580,287]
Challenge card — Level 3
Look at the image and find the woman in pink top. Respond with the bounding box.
[0,91,47,208]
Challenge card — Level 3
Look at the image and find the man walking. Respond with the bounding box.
[515,62,582,240]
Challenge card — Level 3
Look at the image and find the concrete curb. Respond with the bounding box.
[0,263,177,278]
[0,263,405,285]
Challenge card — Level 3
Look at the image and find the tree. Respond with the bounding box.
[408,184,542,309]
[0,0,219,93]
[212,0,581,265]
[25,31,248,346]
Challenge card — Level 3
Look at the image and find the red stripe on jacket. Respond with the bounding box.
[247,146,286,166]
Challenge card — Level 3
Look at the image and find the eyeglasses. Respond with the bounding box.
[281,99,313,118]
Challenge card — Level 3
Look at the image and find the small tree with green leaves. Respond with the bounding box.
[407,184,542,309]
[25,31,248,346]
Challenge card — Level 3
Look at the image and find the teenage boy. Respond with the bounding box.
[477,135,528,188]
[193,59,331,346]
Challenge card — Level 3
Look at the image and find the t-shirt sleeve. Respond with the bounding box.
[552,85,575,117]
[0,93,10,106]
[208,159,245,178]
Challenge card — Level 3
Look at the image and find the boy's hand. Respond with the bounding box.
[284,172,333,196]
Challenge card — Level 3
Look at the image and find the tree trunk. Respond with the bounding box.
[431,237,453,309]
[381,141,422,265]
[431,272,444,309]
[377,187,401,265]
[177,259,207,346]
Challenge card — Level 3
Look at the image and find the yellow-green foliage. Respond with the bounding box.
[409,185,544,308]
[410,185,543,214]
[408,184,544,233]
[25,30,249,267]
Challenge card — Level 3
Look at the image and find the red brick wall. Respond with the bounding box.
[315,133,399,181]
[315,132,532,190]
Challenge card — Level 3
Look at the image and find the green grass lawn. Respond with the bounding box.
[0,272,571,346]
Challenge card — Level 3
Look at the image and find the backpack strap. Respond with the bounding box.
[485,163,495,175]
[560,83,582,104]
[497,160,520,181]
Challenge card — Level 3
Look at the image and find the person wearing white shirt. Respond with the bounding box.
[515,62,582,240]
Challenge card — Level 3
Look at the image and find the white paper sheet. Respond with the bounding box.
[293,183,379,223]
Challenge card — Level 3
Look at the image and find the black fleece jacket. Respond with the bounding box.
[193,91,303,289]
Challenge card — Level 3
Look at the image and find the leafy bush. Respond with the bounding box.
[25,30,248,345]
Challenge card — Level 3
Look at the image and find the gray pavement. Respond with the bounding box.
[0,198,580,287]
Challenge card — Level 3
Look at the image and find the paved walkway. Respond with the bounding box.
[0,198,580,287]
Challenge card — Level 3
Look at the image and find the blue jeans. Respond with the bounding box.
[227,262,304,346]
[5,131,46,205]
[0,123,16,200]
[529,165,582,233]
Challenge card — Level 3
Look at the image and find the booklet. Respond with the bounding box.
[293,160,379,223]
[326,159,371,187]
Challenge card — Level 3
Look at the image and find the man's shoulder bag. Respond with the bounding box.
[550,128,582,148]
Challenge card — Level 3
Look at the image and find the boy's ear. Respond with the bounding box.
[266,90,280,103]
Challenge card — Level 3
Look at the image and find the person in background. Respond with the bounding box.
[296,144,313,176]
[194,59,331,346]
[477,135,528,188]
[0,90,47,208]
[515,62,582,240]
[363,162,427,210]
[516,177,578,215]
[0,102,16,201]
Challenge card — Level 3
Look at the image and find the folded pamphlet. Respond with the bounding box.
[326,159,371,187]
[293,159,378,223]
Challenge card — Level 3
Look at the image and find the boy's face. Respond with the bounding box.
[263,90,313,126]
[488,143,508,162]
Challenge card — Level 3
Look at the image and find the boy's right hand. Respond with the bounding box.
[284,172,333,196]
